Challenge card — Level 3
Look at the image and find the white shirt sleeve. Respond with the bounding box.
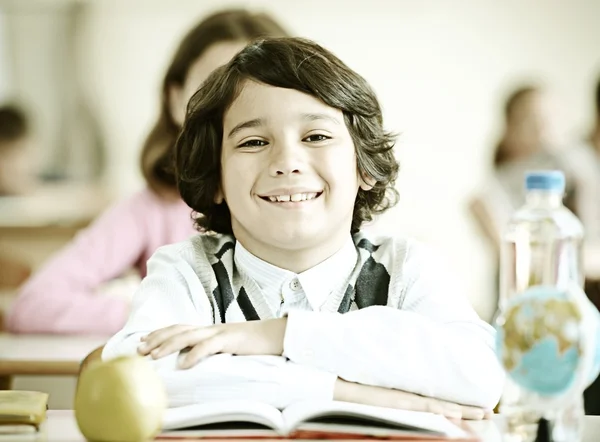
[102,243,336,409]
[282,242,505,409]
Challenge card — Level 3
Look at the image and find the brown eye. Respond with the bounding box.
[303,134,330,142]
[238,139,268,148]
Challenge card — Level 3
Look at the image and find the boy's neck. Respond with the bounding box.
[236,234,352,274]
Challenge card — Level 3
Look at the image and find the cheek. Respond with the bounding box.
[220,156,256,199]
[322,148,360,188]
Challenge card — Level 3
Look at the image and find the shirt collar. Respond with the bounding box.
[234,237,357,311]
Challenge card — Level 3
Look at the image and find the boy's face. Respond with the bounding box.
[220,81,369,267]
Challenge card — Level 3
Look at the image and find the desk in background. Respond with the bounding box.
[0,183,112,325]
[0,183,110,269]
[0,333,108,390]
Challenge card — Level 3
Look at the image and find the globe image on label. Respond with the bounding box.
[495,285,600,397]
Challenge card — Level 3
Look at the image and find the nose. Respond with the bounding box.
[267,140,304,177]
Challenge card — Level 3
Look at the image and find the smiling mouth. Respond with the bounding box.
[258,192,323,203]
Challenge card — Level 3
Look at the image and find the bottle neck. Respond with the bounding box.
[524,189,564,208]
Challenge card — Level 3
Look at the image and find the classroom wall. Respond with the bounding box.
[73,0,600,321]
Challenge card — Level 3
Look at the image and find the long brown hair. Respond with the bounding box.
[141,9,289,197]
[596,75,600,116]
[175,37,399,235]
[493,86,538,167]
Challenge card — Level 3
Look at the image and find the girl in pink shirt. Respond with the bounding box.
[6,9,289,335]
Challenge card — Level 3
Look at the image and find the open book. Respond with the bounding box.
[158,400,477,440]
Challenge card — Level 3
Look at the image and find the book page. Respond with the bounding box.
[161,400,284,433]
[281,400,468,439]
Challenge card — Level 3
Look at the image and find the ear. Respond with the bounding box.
[359,174,376,191]
[214,186,224,204]
[168,84,185,126]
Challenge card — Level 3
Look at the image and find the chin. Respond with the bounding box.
[268,228,321,249]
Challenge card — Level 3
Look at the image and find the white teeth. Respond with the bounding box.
[265,192,320,202]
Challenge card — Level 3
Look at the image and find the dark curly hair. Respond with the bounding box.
[175,37,399,235]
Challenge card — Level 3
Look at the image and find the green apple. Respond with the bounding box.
[75,355,167,442]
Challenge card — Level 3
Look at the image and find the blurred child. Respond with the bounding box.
[0,105,36,196]
[103,37,503,417]
[6,9,289,335]
[560,74,600,415]
[561,75,600,287]
[470,85,577,252]
[469,85,580,320]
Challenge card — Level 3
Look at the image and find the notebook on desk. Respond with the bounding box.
[0,390,48,435]
[158,400,478,440]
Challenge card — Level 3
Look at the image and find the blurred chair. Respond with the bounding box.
[0,255,31,331]
[0,255,31,289]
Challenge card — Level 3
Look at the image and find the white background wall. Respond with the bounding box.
[70,0,600,321]
[1,0,597,410]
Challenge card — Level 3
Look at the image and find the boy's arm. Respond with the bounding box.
[102,244,336,409]
[282,243,504,410]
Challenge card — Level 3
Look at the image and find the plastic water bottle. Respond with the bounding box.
[497,170,585,442]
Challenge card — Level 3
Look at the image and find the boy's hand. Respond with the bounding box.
[137,318,288,368]
[334,379,492,421]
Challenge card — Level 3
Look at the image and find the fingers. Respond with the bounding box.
[138,325,216,359]
[155,327,219,359]
[343,384,465,420]
[456,404,487,420]
[424,398,463,420]
[380,389,462,419]
[355,384,488,421]
[138,324,195,355]
[423,397,487,420]
[178,334,225,369]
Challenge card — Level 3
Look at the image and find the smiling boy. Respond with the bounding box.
[103,37,504,417]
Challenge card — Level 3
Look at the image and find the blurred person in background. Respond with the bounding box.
[469,85,579,308]
[0,104,37,196]
[560,74,600,415]
[0,105,35,310]
[470,85,578,252]
[471,83,600,414]
[561,75,600,300]
[6,8,290,335]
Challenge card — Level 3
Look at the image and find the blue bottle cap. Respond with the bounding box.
[525,170,565,192]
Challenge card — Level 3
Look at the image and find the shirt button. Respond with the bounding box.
[289,279,301,291]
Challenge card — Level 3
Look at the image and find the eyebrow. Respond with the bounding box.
[227,118,265,139]
[301,113,341,125]
[226,113,341,139]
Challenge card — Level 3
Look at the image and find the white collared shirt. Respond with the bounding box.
[234,238,357,316]
[103,232,504,411]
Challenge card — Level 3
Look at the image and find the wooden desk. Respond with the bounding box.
[28,411,600,442]
[0,183,111,277]
[0,184,112,327]
[0,183,110,229]
[0,333,108,389]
